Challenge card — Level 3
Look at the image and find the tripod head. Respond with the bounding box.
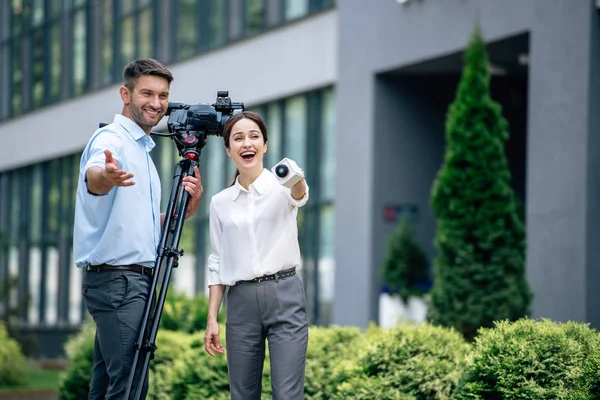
[154,90,245,161]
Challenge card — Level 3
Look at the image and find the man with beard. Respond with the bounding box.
[73,58,203,399]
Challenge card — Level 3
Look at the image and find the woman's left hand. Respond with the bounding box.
[183,166,203,218]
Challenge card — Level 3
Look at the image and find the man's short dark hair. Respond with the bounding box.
[123,58,174,90]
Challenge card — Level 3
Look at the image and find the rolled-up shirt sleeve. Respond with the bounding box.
[207,199,223,286]
[286,182,310,208]
[84,131,125,172]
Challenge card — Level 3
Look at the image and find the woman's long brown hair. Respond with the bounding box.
[223,111,269,187]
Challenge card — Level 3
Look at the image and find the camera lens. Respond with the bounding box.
[275,164,288,177]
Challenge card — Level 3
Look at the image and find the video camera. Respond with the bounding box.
[162,90,244,159]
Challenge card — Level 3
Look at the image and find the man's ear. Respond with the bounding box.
[119,86,130,105]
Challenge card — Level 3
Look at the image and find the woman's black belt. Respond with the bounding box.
[235,267,296,285]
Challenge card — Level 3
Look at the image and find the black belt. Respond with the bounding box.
[235,268,296,285]
[86,264,154,278]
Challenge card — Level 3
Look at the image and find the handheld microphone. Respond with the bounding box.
[271,158,304,188]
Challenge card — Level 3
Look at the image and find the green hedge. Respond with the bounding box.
[160,290,225,334]
[58,290,223,400]
[58,292,600,399]
[58,321,195,400]
[454,318,600,399]
[0,322,27,387]
[334,324,470,400]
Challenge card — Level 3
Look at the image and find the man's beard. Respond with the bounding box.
[129,102,164,129]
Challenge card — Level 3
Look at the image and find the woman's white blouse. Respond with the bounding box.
[207,169,309,286]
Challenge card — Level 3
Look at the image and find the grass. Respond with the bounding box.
[0,364,62,393]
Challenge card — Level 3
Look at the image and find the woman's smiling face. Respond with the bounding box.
[226,117,268,173]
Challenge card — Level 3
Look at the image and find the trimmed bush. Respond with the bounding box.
[58,320,95,399]
[160,290,225,334]
[147,330,197,400]
[428,23,531,341]
[304,325,366,399]
[58,321,195,400]
[58,290,218,399]
[381,217,430,303]
[454,318,600,399]
[0,322,27,387]
[334,323,470,399]
[167,326,231,400]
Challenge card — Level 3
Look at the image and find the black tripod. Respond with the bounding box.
[121,91,244,400]
[123,153,197,399]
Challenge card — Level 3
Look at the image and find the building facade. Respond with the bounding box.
[0,0,599,357]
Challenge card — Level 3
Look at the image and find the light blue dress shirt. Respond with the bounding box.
[73,114,161,269]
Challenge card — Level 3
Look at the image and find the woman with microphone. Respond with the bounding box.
[203,111,309,400]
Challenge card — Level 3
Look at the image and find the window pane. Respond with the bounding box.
[285,0,308,21]
[120,0,136,15]
[138,7,153,59]
[32,28,44,107]
[209,0,226,47]
[50,22,61,101]
[206,137,225,199]
[245,0,265,36]
[284,96,307,169]
[266,102,282,168]
[11,1,24,36]
[32,0,44,26]
[177,0,197,59]
[318,204,335,324]
[73,8,86,96]
[11,37,22,116]
[28,166,42,325]
[50,0,62,17]
[101,0,114,84]
[120,16,135,67]
[321,88,335,200]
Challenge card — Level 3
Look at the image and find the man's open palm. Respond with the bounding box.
[104,149,135,187]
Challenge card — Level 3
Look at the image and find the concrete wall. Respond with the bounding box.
[527,1,600,326]
[0,10,338,172]
[587,0,600,329]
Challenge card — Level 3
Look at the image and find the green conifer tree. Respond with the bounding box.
[381,217,430,304]
[428,24,532,341]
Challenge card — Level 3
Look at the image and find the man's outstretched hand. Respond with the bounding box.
[102,149,135,187]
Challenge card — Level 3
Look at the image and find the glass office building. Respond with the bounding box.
[0,0,336,355]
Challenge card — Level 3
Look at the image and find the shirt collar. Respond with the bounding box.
[113,114,156,152]
[231,169,271,201]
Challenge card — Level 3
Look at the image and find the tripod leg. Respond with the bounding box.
[124,158,196,400]
[125,159,197,400]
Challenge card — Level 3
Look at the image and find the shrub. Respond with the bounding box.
[58,320,195,400]
[147,330,197,400]
[454,318,600,399]
[58,320,95,400]
[334,323,470,399]
[58,290,216,400]
[160,290,225,334]
[0,322,27,387]
[428,23,531,341]
[304,325,366,399]
[168,326,231,400]
[381,217,430,303]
